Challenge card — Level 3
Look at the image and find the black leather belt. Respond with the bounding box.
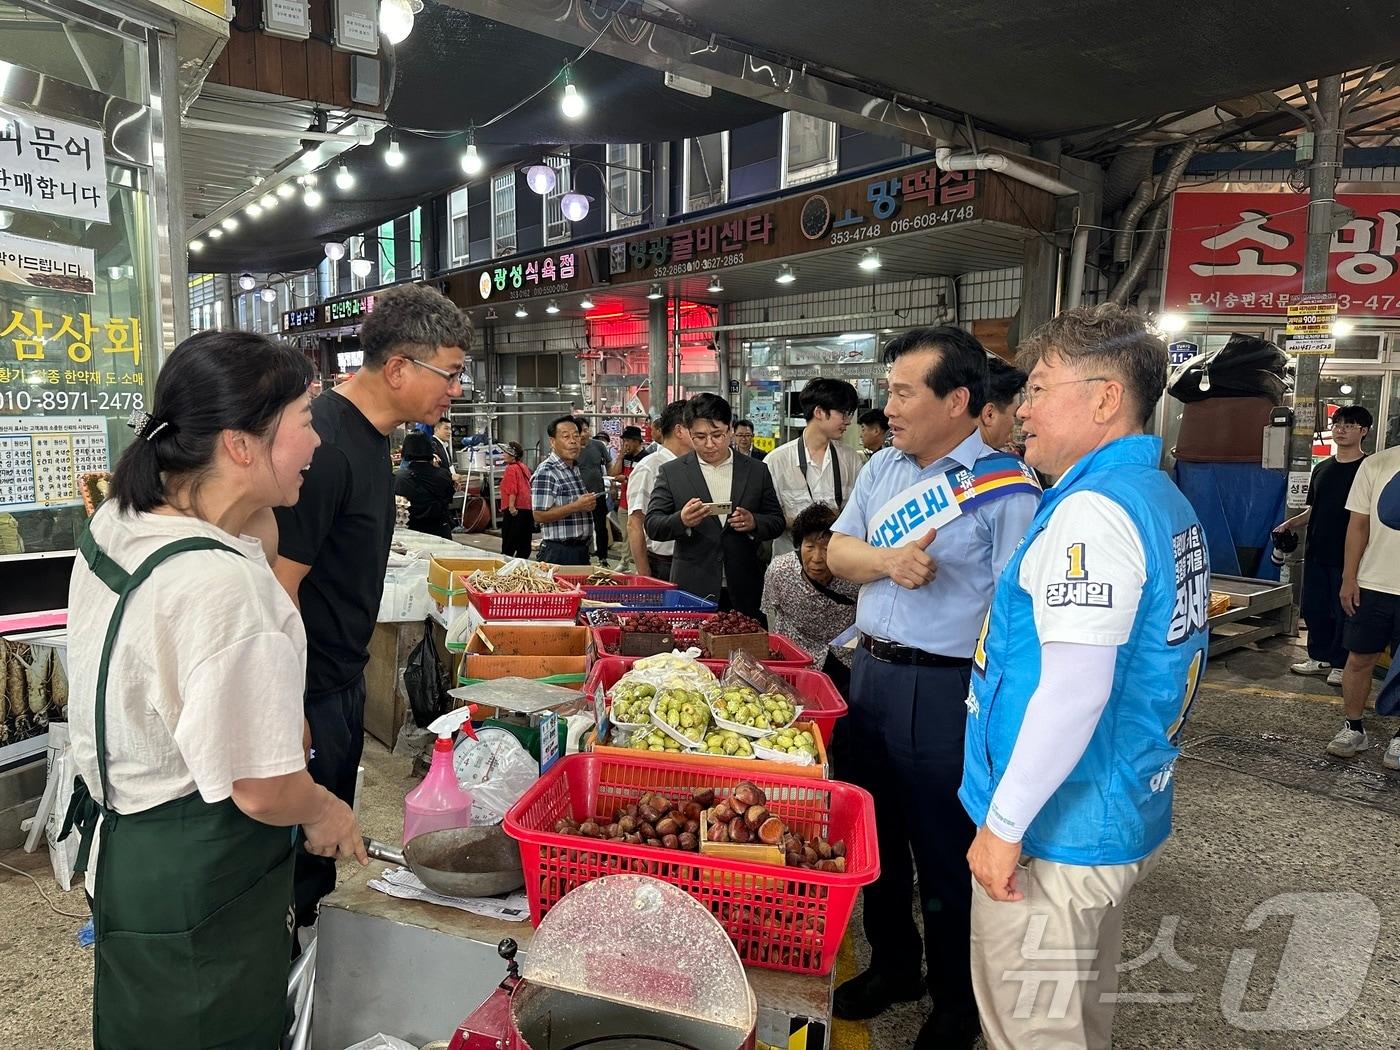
[862,635,971,668]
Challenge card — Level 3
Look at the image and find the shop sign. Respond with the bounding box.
[1163,189,1400,316]
[281,293,376,333]
[474,251,580,302]
[0,415,109,511]
[0,102,109,224]
[0,231,95,295]
[608,161,979,283]
[0,308,144,398]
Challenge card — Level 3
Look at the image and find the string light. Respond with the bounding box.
[335,164,355,190]
[276,183,296,200]
[560,66,586,119]
[220,217,238,232]
[246,200,263,218]
[189,238,203,252]
[460,128,483,176]
[385,136,404,169]
[208,227,224,239]
[261,192,279,209]
[304,187,323,208]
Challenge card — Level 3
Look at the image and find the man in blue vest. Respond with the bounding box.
[961,304,1210,1048]
[827,326,1040,1049]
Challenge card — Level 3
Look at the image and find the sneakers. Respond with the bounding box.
[1326,724,1370,758]
[1384,736,1400,771]
[1291,659,1331,677]
[1326,668,1345,687]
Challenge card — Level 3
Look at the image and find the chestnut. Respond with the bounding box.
[655,816,680,837]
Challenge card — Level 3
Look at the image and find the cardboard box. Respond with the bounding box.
[700,628,771,663]
[426,555,505,607]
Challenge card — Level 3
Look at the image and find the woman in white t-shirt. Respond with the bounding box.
[61,330,366,1048]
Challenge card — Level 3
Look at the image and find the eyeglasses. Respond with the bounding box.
[1019,377,1109,407]
[400,356,467,386]
[1332,422,1365,432]
[689,427,730,445]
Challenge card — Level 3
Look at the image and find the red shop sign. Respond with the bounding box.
[1163,189,1400,316]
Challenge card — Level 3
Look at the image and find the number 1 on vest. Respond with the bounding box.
[1065,542,1087,580]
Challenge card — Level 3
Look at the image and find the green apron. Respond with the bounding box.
[60,528,296,1050]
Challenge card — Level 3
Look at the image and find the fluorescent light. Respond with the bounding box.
[859,249,881,271]
[775,264,796,285]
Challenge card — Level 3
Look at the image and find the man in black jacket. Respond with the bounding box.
[646,393,784,617]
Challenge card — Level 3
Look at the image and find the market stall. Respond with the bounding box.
[309,555,870,1050]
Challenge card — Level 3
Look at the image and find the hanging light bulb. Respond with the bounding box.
[238,273,257,291]
[525,164,557,196]
[560,66,586,119]
[208,227,224,240]
[579,296,595,310]
[378,0,415,45]
[301,172,318,188]
[514,305,529,318]
[304,187,324,208]
[560,192,591,222]
[546,300,560,315]
[1332,318,1355,337]
[350,256,373,278]
[775,264,796,284]
[460,131,483,176]
[260,285,277,303]
[324,241,346,261]
[220,216,238,232]
[384,136,404,169]
[1156,312,1186,334]
[647,283,663,300]
[276,183,296,200]
[707,276,723,294]
[303,146,322,169]
[246,200,263,218]
[261,192,279,209]
[859,248,881,272]
[335,164,355,190]
[189,238,204,253]
[1198,368,1212,393]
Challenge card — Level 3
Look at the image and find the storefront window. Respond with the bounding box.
[0,130,158,557]
[0,4,147,105]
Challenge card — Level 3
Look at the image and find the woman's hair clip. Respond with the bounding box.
[126,409,171,441]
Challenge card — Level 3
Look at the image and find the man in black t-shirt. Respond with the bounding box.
[1278,404,1372,685]
[273,284,471,927]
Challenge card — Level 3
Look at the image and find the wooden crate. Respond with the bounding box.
[619,630,675,656]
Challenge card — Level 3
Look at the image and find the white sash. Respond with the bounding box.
[866,474,961,549]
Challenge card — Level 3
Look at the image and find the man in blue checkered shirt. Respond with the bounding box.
[530,415,597,564]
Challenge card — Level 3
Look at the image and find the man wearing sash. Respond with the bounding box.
[827,327,1040,1049]
[961,305,1209,1048]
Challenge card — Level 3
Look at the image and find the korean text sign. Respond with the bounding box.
[1163,189,1400,316]
[0,102,109,224]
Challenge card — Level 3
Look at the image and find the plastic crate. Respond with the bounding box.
[584,657,845,744]
[463,574,584,621]
[586,589,718,614]
[503,752,878,975]
[590,627,814,670]
[581,610,714,630]
[558,573,677,605]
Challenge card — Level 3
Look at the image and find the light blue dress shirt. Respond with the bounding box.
[832,429,1039,658]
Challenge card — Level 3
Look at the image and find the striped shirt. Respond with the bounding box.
[530,452,592,542]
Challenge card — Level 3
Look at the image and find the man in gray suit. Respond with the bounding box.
[646,393,785,618]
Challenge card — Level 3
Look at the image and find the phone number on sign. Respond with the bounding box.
[0,390,145,412]
[652,252,745,278]
[888,204,976,234]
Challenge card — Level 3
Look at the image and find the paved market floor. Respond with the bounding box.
[3,627,1399,1049]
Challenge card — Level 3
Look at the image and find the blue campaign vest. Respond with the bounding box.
[959,435,1210,866]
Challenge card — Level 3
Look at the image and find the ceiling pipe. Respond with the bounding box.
[1110,136,1202,305]
[1113,175,1155,265]
[1064,224,1091,310]
[934,147,1077,198]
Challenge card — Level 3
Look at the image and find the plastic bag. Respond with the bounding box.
[41,723,79,891]
[402,618,450,728]
[720,650,799,704]
[453,727,539,824]
[376,554,431,623]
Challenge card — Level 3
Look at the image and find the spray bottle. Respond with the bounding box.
[402,710,476,844]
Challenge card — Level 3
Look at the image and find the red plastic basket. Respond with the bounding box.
[584,657,847,744]
[590,626,814,670]
[559,573,676,604]
[463,574,584,620]
[503,752,878,975]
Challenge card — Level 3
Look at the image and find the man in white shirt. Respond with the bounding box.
[765,378,864,556]
[627,400,690,581]
[1329,442,1400,769]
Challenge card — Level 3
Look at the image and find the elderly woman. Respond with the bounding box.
[761,503,858,692]
[62,330,364,1048]
[497,441,535,559]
